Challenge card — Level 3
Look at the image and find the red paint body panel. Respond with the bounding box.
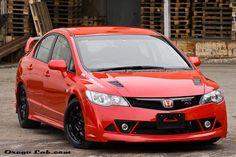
[15,27,227,143]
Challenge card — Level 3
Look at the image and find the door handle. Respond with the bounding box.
[44,70,50,77]
[27,64,33,70]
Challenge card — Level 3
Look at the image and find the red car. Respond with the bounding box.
[16,27,227,148]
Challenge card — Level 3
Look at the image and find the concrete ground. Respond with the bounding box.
[0,64,235,157]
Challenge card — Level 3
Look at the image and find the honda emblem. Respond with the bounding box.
[163,99,173,108]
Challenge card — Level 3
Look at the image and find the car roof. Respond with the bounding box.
[57,26,161,37]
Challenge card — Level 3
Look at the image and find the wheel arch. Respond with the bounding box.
[68,94,78,105]
[66,93,84,114]
[66,92,94,125]
[64,93,82,125]
[67,90,86,111]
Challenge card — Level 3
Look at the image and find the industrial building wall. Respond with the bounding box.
[106,0,140,26]
[175,39,236,60]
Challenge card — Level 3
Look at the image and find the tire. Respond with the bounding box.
[64,98,96,149]
[17,85,41,128]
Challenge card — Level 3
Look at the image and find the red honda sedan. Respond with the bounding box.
[15,27,227,148]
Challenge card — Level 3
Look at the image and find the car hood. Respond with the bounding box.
[89,70,210,98]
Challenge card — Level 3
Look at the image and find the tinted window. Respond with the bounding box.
[36,35,55,63]
[75,35,191,71]
[51,36,72,67]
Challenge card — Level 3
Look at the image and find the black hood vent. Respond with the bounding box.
[108,81,124,88]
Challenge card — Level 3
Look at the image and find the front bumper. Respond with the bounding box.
[102,129,224,142]
[84,101,227,143]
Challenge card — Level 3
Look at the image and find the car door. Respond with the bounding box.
[43,35,76,122]
[26,34,57,115]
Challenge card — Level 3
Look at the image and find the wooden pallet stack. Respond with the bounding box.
[140,0,164,34]
[0,1,6,46]
[204,0,231,38]
[7,0,33,37]
[192,0,232,39]
[170,0,191,38]
[46,0,83,28]
[79,16,106,26]
[231,0,236,39]
[192,0,204,38]
[29,0,52,36]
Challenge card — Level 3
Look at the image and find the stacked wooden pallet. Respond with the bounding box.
[7,0,33,37]
[170,0,191,38]
[140,0,164,34]
[79,16,106,26]
[231,1,236,32]
[0,1,6,45]
[231,1,236,39]
[29,0,52,36]
[192,0,204,38]
[192,0,232,39]
[46,0,83,28]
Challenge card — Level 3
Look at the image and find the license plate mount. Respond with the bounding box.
[156,113,185,129]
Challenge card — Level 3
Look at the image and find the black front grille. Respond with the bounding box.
[126,95,202,110]
[133,121,200,135]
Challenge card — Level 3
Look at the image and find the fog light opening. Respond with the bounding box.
[200,117,215,131]
[121,123,129,131]
[115,120,136,133]
[204,120,212,129]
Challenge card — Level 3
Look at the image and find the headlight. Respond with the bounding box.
[85,90,130,106]
[200,90,224,105]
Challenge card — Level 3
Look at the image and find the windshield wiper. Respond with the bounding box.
[91,66,166,72]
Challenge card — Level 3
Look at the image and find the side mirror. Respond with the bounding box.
[48,60,67,72]
[25,37,40,54]
[189,57,201,67]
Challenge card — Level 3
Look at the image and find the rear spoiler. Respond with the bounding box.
[25,36,41,54]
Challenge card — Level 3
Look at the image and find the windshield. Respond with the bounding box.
[75,35,191,72]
